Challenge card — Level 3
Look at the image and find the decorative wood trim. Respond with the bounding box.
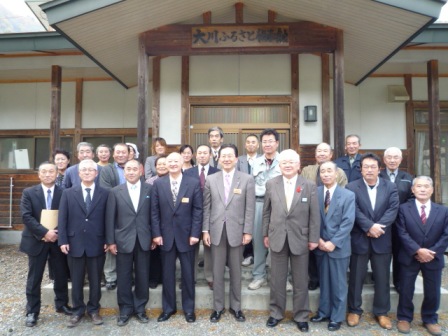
[333,30,345,158]
[0,51,83,58]
[181,56,190,145]
[268,10,277,23]
[0,78,113,84]
[427,60,442,202]
[137,34,149,163]
[370,73,448,78]
[235,2,244,24]
[50,65,61,161]
[404,74,414,175]
[74,78,83,153]
[189,95,291,105]
[203,11,211,24]
[321,53,330,144]
[152,56,161,140]
[291,54,299,152]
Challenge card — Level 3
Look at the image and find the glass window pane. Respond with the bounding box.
[35,137,73,169]
[0,138,34,170]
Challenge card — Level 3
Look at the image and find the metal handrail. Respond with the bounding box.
[0,177,14,229]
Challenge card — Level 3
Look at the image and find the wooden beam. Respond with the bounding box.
[268,10,276,23]
[404,74,414,175]
[333,30,345,158]
[427,60,442,202]
[50,65,61,161]
[74,78,83,155]
[291,54,299,152]
[321,53,330,144]
[181,56,190,145]
[152,56,161,144]
[235,2,244,24]
[203,11,211,24]
[144,22,337,56]
[137,34,149,161]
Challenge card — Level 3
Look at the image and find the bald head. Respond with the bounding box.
[166,152,184,177]
[315,142,333,164]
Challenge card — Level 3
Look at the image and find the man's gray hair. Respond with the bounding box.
[77,142,94,152]
[319,161,338,171]
[79,159,98,171]
[278,149,300,162]
[38,161,57,172]
[412,176,433,187]
[384,147,402,157]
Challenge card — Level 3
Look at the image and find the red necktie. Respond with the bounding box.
[421,205,427,224]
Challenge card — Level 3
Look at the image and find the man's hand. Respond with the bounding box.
[242,234,252,245]
[415,248,436,263]
[43,229,58,243]
[368,223,386,238]
[318,238,326,251]
[203,232,211,247]
[308,242,318,251]
[60,244,69,254]
[323,241,336,252]
[108,244,118,255]
[153,236,163,246]
[189,237,199,245]
[263,237,269,248]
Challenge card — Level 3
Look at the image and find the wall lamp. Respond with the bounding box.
[304,105,317,122]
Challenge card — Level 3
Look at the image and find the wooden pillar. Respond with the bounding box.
[50,65,61,161]
[235,2,243,24]
[321,53,330,144]
[291,54,299,152]
[333,30,345,158]
[427,60,442,202]
[203,11,211,24]
[181,56,190,145]
[404,74,414,174]
[137,34,149,161]
[268,10,276,23]
[74,79,83,154]
[152,56,161,147]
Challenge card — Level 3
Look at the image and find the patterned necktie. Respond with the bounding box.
[224,174,231,204]
[390,172,395,183]
[171,180,178,204]
[46,189,52,210]
[85,188,92,212]
[200,167,206,191]
[421,205,427,224]
[324,190,331,213]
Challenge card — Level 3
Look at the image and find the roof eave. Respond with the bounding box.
[0,32,75,52]
[373,0,447,18]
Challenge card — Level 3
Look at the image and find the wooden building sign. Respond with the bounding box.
[192,25,289,48]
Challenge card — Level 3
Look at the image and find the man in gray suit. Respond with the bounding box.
[310,161,355,331]
[106,160,152,326]
[262,149,320,332]
[203,144,255,323]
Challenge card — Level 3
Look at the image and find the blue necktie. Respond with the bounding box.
[85,188,92,212]
[46,189,52,210]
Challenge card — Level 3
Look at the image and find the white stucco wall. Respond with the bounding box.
[412,77,448,101]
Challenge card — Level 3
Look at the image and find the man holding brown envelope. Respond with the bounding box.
[20,162,72,328]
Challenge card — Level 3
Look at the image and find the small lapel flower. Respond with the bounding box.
[296,186,301,193]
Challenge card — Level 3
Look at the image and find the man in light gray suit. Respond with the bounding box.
[311,161,355,332]
[263,149,320,332]
[105,160,152,326]
[203,144,255,323]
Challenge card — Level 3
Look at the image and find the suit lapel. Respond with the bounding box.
[174,178,188,211]
[326,186,339,218]
[215,172,226,205]
[357,181,375,218]
[423,202,438,234]
[274,177,288,214]
[226,171,240,206]
[118,184,135,213]
[87,186,103,215]
[136,183,150,213]
[161,177,176,211]
[74,186,87,214]
[53,186,62,209]
[34,185,46,210]
[317,186,325,219]
[289,177,304,213]
[407,201,425,234]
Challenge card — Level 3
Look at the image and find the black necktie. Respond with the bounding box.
[200,167,205,191]
[324,190,330,213]
[85,188,92,212]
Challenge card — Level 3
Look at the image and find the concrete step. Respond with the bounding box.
[42,275,448,313]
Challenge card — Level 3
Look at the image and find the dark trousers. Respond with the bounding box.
[116,239,150,315]
[391,224,401,290]
[149,246,162,284]
[243,241,253,259]
[348,252,391,316]
[397,262,441,324]
[308,251,319,283]
[26,242,69,314]
[161,244,195,314]
[68,253,105,316]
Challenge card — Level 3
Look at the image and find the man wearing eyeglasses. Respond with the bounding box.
[248,128,282,290]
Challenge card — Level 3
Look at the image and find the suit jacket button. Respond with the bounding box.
[85,219,88,221]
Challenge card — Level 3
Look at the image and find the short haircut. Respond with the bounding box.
[245,134,259,141]
[384,147,402,157]
[208,126,224,138]
[77,142,94,152]
[196,144,212,154]
[345,134,361,144]
[152,137,167,154]
[154,155,167,166]
[360,152,381,168]
[316,142,332,152]
[124,159,140,168]
[95,144,111,155]
[53,148,70,161]
[260,128,279,142]
[38,161,57,172]
[219,144,238,158]
[278,149,300,162]
[79,159,98,171]
[113,143,129,153]
[412,176,433,187]
[319,161,338,171]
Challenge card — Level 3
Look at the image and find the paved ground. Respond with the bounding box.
[1,244,447,335]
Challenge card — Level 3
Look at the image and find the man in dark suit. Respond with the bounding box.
[203,144,255,323]
[62,142,101,189]
[262,149,320,332]
[106,159,152,326]
[396,176,448,335]
[59,159,109,328]
[379,146,414,292]
[346,153,399,330]
[20,162,71,327]
[100,143,130,290]
[184,144,219,289]
[152,152,203,323]
[311,161,355,331]
[335,134,362,183]
[208,126,224,168]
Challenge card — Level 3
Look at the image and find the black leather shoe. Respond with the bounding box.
[308,281,319,290]
[210,309,225,322]
[148,281,158,289]
[56,305,73,315]
[185,312,196,323]
[117,315,130,326]
[157,311,176,322]
[310,314,328,323]
[328,321,342,331]
[198,259,204,267]
[266,316,282,328]
[229,308,246,322]
[25,313,38,327]
[297,321,309,332]
[106,281,117,290]
[135,312,149,323]
[67,314,83,328]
